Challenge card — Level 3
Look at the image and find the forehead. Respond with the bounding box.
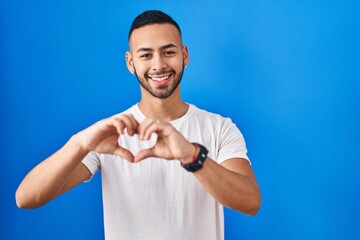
[129,23,182,51]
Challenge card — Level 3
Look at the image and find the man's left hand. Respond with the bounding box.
[134,118,196,164]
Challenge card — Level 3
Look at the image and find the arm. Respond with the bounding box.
[134,119,261,216]
[16,114,139,209]
[194,157,261,215]
[15,138,92,209]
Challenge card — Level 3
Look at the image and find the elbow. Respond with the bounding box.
[246,196,261,216]
[15,188,27,209]
[230,187,262,216]
[246,187,262,216]
[245,181,262,216]
[239,195,261,216]
[15,188,30,209]
[15,187,40,209]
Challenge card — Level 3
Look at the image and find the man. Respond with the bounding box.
[16,10,261,240]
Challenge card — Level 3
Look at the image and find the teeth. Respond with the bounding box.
[151,76,169,81]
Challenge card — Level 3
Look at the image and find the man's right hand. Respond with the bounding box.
[15,113,140,209]
[75,114,139,162]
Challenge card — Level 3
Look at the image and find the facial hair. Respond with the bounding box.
[133,64,185,99]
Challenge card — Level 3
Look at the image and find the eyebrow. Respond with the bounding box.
[136,43,178,53]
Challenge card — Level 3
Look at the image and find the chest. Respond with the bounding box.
[99,155,205,200]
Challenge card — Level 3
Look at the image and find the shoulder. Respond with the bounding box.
[121,104,138,115]
[189,104,234,126]
[188,104,244,140]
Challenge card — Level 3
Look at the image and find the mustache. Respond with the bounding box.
[146,70,175,77]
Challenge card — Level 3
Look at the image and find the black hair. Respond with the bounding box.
[128,10,181,40]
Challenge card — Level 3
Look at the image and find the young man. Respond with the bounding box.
[16,10,261,240]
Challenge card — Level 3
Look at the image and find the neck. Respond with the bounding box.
[138,88,188,122]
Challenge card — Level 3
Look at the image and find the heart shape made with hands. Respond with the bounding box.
[118,132,158,156]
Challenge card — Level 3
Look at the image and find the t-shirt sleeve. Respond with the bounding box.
[81,151,101,182]
[216,118,251,165]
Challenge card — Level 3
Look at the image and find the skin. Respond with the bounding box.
[15,23,261,215]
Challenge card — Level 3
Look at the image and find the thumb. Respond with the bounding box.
[113,147,135,162]
[134,148,155,163]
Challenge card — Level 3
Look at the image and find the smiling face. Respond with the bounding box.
[126,23,189,99]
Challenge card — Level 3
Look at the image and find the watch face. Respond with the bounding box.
[183,161,202,172]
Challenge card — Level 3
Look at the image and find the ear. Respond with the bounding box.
[125,51,135,74]
[182,45,189,67]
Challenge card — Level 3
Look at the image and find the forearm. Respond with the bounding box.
[193,158,261,215]
[15,135,88,209]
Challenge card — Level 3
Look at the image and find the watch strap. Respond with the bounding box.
[182,143,208,172]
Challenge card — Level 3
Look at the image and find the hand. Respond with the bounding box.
[74,113,139,162]
[134,118,196,164]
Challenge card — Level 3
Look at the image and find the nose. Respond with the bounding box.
[152,54,167,72]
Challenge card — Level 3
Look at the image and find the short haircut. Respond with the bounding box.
[128,10,182,40]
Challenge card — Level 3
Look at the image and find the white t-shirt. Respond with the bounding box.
[82,104,249,240]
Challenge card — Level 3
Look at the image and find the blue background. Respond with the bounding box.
[1,0,360,239]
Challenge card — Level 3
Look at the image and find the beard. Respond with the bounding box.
[133,64,185,99]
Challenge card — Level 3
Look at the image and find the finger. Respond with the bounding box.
[143,121,170,140]
[113,147,135,162]
[134,148,155,162]
[139,119,165,140]
[106,118,126,135]
[96,119,123,137]
[137,118,155,139]
[126,114,140,134]
[110,114,138,136]
[119,114,140,136]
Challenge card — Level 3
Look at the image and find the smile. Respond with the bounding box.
[148,73,173,86]
[151,75,169,81]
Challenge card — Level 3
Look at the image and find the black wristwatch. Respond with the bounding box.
[182,143,208,172]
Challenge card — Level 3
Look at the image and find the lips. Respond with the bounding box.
[150,75,170,81]
[147,72,173,86]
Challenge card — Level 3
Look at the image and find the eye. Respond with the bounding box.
[140,53,151,59]
[164,51,175,56]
